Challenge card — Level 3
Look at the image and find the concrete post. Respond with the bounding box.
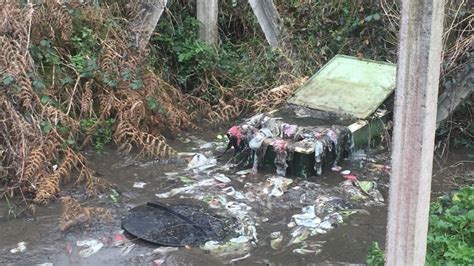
[129,0,167,51]
[196,0,219,45]
[386,0,445,265]
[248,0,283,48]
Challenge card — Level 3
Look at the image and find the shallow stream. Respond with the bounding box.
[0,132,471,265]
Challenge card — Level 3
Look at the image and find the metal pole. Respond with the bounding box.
[386,0,445,265]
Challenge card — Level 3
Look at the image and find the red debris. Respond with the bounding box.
[344,174,357,181]
[227,126,243,145]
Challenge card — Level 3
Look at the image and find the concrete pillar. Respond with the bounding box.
[196,0,219,45]
[248,0,283,48]
[386,0,445,265]
[129,0,167,51]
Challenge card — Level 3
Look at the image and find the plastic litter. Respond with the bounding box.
[264,176,293,197]
[177,175,194,184]
[214,174,231,183]
[340,170,351,175]
[37,263,53,266]
[155,178,216,198]
[291,206,321,228]
[152,247,179,254]
[356,180,384,202]
[133,182,146,188]
[331,165,342,172]
[293,248,320,255]
[229,253,251,263]
[288,226,310,245]
[77,239,104,257]
[10,242,27,253]
[199,142,214,149]
[344,174,357,181]
[270,231,283,250]
[235,169,252,175]
[120,243,135,256]
[201,240,251,258]
[186,153,217,173]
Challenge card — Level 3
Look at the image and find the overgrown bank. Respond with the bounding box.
[0,0,472,210]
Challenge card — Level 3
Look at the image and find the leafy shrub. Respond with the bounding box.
[367,186,474,265]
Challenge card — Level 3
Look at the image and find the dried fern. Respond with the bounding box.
[59,196,111,231]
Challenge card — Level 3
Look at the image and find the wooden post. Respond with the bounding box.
[196,0,219,45]
[248,0,283,48]
[386,0,445,265]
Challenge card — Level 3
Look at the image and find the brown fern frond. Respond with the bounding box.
[43,106,80,131]
[114,119,177,158]
[34,149,77,203]
[254,78,307,113]
[59,196,111,231]
[80,80,94,118]
[31,1,72,44]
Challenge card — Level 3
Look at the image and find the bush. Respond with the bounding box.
[367,186,474,265]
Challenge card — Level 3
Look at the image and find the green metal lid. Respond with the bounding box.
[288,55,396,119]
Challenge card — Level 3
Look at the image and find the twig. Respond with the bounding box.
[66,74,81,116]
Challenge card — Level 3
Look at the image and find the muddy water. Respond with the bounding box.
[1,134,470,266]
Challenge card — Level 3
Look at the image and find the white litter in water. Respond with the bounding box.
[133,182,146,188]
[199,142,214,149]
[155,178,216,198]
[235,169,253,175]
[186,153,217,173]
[229,253,251,263]
[10,242,27,253]
[214,174,231,183]
[229,236,249,244]
[164,172,180,177]
[341,170,351,175]
[291,206,321,228]
[77,239,103,257]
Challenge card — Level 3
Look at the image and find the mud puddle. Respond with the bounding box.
[2,133,468,265]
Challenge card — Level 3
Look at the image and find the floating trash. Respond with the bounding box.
[214,174,231,183]
[270,231,283,250]
[291,206,321,228]
[288,226,310,245]
[77,239,104,257]
[235,169,253,175]
[201,239,251,258]
[340,170,351,175]
[133,182,147,188]
[344,174,357,181]
[10,242,27,254]
[199,142,214,150]
[186,153,217,173]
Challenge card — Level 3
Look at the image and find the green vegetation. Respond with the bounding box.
[367,186,474,265]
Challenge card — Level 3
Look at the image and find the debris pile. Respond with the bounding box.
[226,113,353,176]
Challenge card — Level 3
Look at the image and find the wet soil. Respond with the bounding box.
[0,135,471,266]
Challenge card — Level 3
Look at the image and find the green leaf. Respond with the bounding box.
[32,79,45,90]
[2,75,14,86]
[40,95,50,104]
[39,39,50,47]
[146,97,158,110]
